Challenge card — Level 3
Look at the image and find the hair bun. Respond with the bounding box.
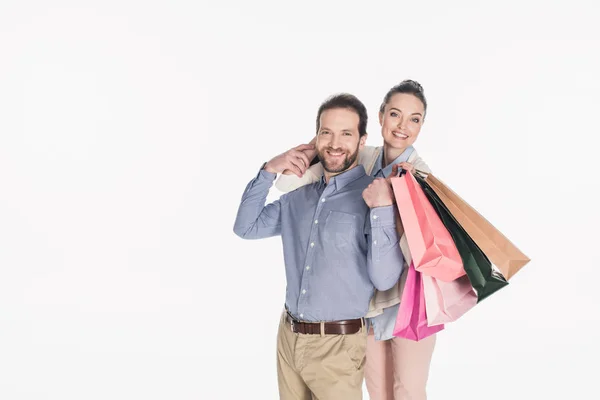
[400,79,424,93]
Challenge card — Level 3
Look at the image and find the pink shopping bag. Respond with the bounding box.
[393,262,445,341]
[422,274,478,327]
[391,171,465,282]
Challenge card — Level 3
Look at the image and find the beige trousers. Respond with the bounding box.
[364,327,436,400]
[276,311,368,400]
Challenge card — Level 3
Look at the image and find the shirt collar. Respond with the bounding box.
[372,146,415,178]
[319,165,367,191]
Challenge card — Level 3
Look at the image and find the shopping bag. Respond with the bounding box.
[391,171,464,282]
[422,274,478,326]
[424,173,530,280]
[393,262,445,341]
[415,174,508,302]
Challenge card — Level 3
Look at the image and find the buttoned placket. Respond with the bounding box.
[296,180,336,320]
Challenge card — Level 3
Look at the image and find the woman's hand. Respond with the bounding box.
[396,161,415,174]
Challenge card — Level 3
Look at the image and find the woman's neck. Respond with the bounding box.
[382,144,408,168]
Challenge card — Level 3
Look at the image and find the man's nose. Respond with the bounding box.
[330,134,340,148]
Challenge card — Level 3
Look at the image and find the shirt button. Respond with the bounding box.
[300,314,304,318]
[302,289,306,294]
[314,220,318,224]
[306,266,310,270]
[372,215,378,220]
[310,242,315,248]
[321,198,326,202]
[373,240,377,245]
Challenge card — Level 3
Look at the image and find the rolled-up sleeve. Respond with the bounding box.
[365,205,404,290]
[233,168,285,239]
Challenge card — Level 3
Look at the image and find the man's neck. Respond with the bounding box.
[324,163,358,184]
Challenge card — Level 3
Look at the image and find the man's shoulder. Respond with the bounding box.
[352,173,375,187]
[282,181,320,199]
[334,173,373,197]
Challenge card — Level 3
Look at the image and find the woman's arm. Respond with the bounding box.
[275,162,323,192]
[275,137,319,192]
[275,144,380,193]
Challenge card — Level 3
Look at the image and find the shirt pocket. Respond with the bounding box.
[324,211,359,249]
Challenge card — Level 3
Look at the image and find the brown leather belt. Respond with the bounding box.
[286,312,363,335]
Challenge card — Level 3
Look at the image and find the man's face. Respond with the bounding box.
[316,108,366,174]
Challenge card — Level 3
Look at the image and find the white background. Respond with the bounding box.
[1,1,599,399]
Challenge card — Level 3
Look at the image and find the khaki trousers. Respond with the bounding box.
[364,327,436,400]
[276,311,367,400]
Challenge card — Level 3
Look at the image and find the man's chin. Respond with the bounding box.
[322,160,346,173]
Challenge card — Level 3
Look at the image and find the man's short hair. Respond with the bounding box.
[315,93,368,137]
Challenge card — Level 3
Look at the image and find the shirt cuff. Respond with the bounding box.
[256,163,277,180]
[369,205,396,228]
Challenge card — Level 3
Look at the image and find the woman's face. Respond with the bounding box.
[379,93,425,150]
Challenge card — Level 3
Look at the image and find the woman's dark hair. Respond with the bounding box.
[379,80,427,118]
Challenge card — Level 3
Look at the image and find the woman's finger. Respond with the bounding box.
[398,162,414,172]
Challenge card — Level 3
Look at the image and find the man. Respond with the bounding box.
[233,93,405,400]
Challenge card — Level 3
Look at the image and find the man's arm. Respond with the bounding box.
[364,205,404,291]
[233,144,313,239]
[362,177,404,291]
[233,168,284,239]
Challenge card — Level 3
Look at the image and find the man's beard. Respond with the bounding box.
[317,144,360,174]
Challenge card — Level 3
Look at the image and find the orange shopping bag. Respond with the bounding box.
[424,173,530,280]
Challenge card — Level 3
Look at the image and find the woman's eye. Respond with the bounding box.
[412,118,420,123]
[390,112,398,117]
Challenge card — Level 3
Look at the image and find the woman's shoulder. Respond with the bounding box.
[358,145,381,162]
[358,145,382,175]
[360,145,381,155]
[408,147,432,174]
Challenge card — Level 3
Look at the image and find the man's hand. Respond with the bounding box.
[282,136,318,176]
[264,144,314,177]
[362,163,405,208]
[362,177,395,208]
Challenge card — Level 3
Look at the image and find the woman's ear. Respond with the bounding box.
[378,112,384,126]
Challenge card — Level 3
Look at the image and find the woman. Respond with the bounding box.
[275,80,436,400]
